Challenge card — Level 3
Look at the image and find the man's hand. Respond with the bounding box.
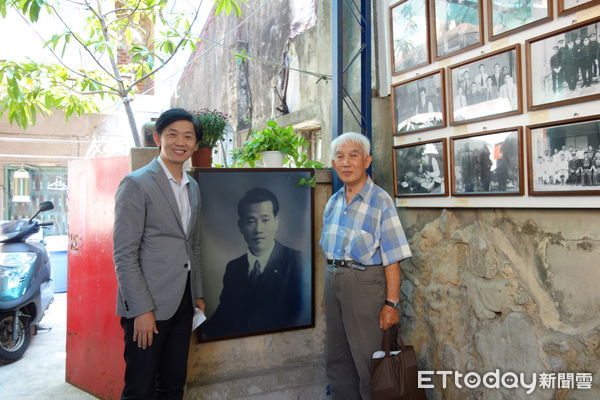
[379,305,399,330]
[133,311,158,349]
[195,298,206,312]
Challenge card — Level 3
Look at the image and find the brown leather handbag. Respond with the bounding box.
[371,327,427,400]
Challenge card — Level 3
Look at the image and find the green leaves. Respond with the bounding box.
[214,0,246,18]
[232,120,324,186]
[0,60,105,129]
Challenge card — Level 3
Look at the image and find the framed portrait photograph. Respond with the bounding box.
[430,0,483,60]
[558,0,597,16]
[193,169,314,342]
[526,17,600,111]
[392,69,446,135]
[527,115,600,195]
[487,0,552,41]
[389,0,431,75]
[449,44,522,125]
[392,138,449,197]
[450,128,524,196]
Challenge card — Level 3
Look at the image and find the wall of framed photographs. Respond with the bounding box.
[388,0,600,208]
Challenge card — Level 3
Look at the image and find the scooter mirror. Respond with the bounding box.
[39,201,54,212]
[29,201,55,223]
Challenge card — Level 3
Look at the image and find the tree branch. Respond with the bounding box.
[56,83,115,96]
[126,0,203,92]
[47,4,116,79]
[14,9,119,93]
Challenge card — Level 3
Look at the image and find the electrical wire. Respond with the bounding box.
[134,0,330,98]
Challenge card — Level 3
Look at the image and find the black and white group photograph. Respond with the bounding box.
[390,0,429,74]
[432,0,482,59]
[527,17,600,110]
[450,45,521,124]
[393,139,448,197]
[451,128,523,195]
[528,116,600,195]
[193,169,314,341]
[392,70,446,135]
[488,0,551,39]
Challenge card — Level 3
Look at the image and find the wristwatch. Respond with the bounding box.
[385,300,400,309]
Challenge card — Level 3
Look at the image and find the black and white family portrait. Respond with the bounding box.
[450,46,521,124]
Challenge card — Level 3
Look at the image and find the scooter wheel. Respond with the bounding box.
[0,314,31,364]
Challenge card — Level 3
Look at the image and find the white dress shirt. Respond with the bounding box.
[247,241,275,276]
[157,157,191,271]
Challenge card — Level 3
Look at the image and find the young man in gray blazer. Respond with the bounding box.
[113,108,205,399]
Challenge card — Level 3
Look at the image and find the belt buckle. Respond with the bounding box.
[332,259,346,268]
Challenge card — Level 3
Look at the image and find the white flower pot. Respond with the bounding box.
[261,151,286,167]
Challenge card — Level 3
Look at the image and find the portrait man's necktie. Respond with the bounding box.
[249,260,261,285]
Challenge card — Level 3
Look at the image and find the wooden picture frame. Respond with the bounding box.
[558,0,597,16]
[391,69,447,135]
[487,0,552,41]
[448,44,522,125]
[526,17,600,111]
[193,168,315,342]
[527,114,600,195]
[389,0,431,75]
[450,127,524,196]
[430,0,484,61]
[392,138,449,197]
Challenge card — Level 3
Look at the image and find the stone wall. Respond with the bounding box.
[395,208,600,399]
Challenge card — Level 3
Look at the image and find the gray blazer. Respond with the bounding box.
[113,158,203,321]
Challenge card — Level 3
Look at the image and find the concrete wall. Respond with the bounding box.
[175,1,600,399]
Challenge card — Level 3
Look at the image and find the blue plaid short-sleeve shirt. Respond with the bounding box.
[319,177,412,266]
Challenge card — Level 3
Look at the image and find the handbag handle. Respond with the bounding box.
[382,325,406,356]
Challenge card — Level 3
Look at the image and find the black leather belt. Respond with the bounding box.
[327,259,382,271]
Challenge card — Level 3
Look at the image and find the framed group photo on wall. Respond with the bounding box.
[392,69,446,135]
[392,138,449,197]
[430,0,483,60]
[487,0,552,41]
[527,115,600,195]
[558,0,597,16]
[450,127,524,196]
[389,0,430,75]
[449,44,522,125]
[526,17,600,111]
[193,169,314,342]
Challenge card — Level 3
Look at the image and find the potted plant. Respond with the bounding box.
[191,108,229,167]
[233,120,323,185]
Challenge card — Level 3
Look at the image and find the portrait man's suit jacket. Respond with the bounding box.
[204,241,304,338]
[113,158,203,321]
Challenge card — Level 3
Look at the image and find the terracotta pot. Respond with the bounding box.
[191,147,213,167]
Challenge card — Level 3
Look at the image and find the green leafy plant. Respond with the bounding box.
[232,120,323,186]
[0,0,245,145]
[192,108,229,149]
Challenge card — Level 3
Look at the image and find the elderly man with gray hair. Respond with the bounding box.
[320,132,412,399]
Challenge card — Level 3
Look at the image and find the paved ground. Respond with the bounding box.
[0,293,97,400]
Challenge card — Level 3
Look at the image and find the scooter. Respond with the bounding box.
[0,201,55,363]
